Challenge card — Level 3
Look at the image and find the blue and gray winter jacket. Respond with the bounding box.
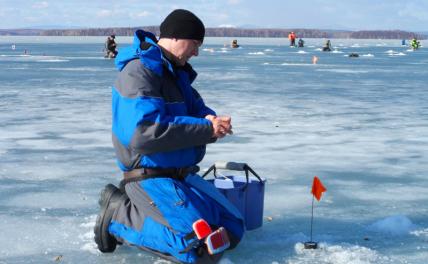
[112,30,216,171]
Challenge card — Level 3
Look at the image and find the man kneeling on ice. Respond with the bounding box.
[94,9,245,263]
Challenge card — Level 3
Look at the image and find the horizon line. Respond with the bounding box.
[0,26,426,33]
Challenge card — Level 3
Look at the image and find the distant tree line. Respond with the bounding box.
[348,30,421,40]
[1,27,425,39]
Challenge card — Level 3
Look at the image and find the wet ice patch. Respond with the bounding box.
[198,71,253,81]
[37,59,69,62]
[0,54,30,57]
[281,62,313,66]
[47,67,112,72]
[389,52,406,56]
[154,260,176,264]
[218,258,235,264]
[63,56,106,60]
[291,242,388,264]
[0,54,69,62]
[7,66,29,70]
[248,51,265,55]
[316,69,369,74]
[411,228,428,240]
[367,215,417,236]
[385,50,406,56]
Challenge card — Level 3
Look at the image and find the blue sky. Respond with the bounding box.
[1,0,427,31]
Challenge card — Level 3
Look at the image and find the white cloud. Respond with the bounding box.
[130,11,150,19]
[96,9,113,18]
[32,1,49,9]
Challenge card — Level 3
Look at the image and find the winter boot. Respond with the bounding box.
[94,184,127,252]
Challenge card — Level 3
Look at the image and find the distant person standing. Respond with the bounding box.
[298,38,304,48]
[288,31,296,46]
[105,34,118,58]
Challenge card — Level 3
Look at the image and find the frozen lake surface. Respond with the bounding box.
[0,36,427,263]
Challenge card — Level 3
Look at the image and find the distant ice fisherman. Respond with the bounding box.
[322,40,332,52]
[411,38,420,50]
[105,34,118,59]
[231,39,240,48]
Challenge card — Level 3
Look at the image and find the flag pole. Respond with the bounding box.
[310,194,314,241]
[304,194,318,249]
[305,176,325,250]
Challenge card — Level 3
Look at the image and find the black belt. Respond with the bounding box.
[120,166,199,191]
[123,167,186,179]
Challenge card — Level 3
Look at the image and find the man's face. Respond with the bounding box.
[171,39,202,66]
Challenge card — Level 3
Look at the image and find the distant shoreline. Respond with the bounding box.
[0,27,426,39]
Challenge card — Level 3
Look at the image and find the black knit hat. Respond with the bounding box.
[160,9,205,43]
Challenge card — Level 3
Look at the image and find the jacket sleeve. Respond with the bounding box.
[190,88,216,118]
[129,96,215,155]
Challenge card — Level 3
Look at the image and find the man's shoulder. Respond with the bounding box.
[120,59,162,81]
[115,59,165,98]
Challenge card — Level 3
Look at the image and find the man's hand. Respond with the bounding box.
[205,115,233,138]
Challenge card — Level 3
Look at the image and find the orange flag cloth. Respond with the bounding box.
[311,176,326,201]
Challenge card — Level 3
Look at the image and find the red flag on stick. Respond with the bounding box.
[311,176,326,201]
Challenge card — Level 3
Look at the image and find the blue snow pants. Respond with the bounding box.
[108,174,245,263]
